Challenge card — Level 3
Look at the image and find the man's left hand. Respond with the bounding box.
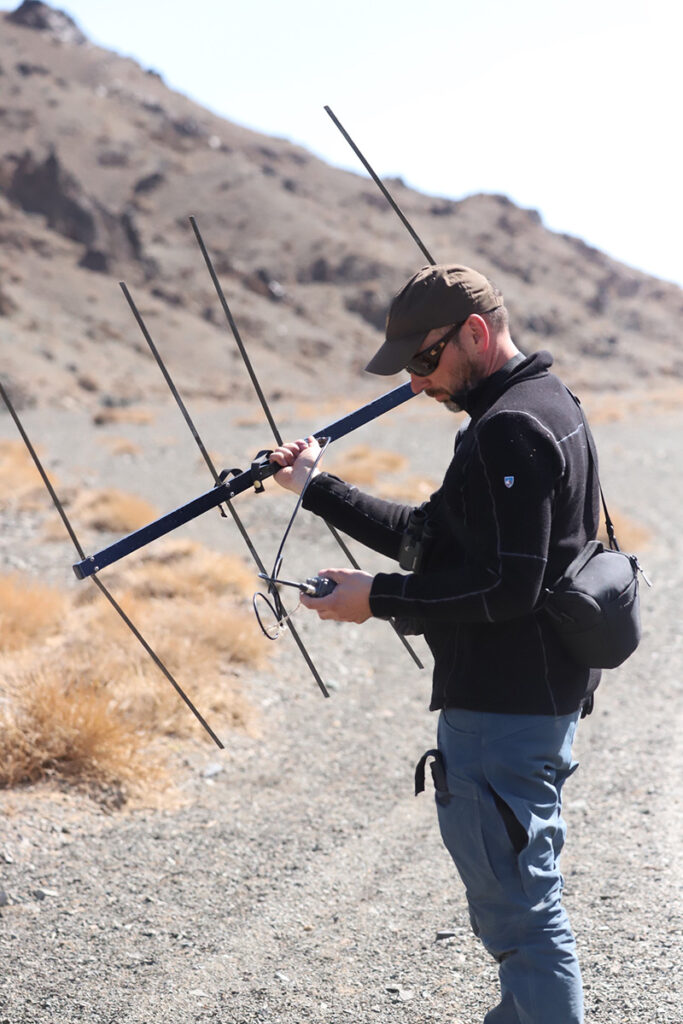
[300,568,373,623]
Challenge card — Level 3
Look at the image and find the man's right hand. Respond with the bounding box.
[269,436,324,494]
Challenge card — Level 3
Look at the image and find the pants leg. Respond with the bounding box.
[435,708,583,1024]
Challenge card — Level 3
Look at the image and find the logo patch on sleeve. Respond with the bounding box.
[504,475,515,488]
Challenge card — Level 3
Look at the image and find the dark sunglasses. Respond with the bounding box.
[405,320,466,377]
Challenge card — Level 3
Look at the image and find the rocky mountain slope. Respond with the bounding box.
[1,0,682,417]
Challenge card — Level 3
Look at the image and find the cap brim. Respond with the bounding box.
[364,330,428,376]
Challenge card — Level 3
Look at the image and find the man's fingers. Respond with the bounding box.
[269,441,305,466]
[300,572,337,612]
[316,567,340,581]
[269,438,319,466]
[299,568,373,623]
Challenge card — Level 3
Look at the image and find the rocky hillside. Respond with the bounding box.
[1,0,682,415]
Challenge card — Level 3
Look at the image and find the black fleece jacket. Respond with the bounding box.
[302,351,601,716]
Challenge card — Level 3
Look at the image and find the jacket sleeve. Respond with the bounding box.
[301,472,416,560]
[369,411,565,623]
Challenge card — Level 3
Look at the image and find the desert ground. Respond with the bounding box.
[0,378,681,1024]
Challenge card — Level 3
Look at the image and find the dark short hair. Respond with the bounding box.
[482,303,509,334]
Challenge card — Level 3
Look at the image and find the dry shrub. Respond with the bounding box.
[92,407,154,426]
[232,413,266,428]
[67,588,261,740]
[105,538,257,599]
[328,444,408,487]
[98,436,142,456]
[0,574,66,652]
[0,539,265,802]
[377,475,439,502]
[0,666,156,803]
[84,575,265,672]
[294,397,359,421]
[598,510,651,551]
[145,598,265,669]
[584,385,683,424]
[0,439,56,507]
[70,488,159,533]
[197,450,224,470]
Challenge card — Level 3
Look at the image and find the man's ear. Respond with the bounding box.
[466,314,490,350]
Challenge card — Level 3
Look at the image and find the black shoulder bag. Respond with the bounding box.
[541,394,651,670]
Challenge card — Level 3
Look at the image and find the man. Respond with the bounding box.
[270,264,599,1024]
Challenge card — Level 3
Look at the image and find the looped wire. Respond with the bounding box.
[253,437,331,640]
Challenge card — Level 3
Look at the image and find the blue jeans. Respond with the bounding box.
[435,708,583,1024]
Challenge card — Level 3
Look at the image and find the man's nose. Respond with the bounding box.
[410,374,430,395]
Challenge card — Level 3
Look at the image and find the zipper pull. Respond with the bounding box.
[632,556,653,588]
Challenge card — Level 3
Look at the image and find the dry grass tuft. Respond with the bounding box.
[98,436,142,457]
[0,540,265,803]
[583,385,683,424]
[328,444,408,487]
[0,439,58,508]
[70,488,159,533]
[95,538,257,600]
[196,450,224,470]
[294,397,359,421]
[232,413,268,429]
[65,587,263,742]
[598,510,652,551]
[0,666,157,804]
[376,475,439,502]
[0,574,66,652]
[147,598,266,669]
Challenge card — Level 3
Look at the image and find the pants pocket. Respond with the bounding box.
[435,771,507,897]
[489,786,528,856]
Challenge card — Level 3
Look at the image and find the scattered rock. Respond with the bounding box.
[430,203,453,217]
[76,373,98,392]
[150,286,184,307]
[8,149,97,247]
[172,117,205,139]
[306,257,331,283]
[78,247,109,273]
[385,985,414,1002]
[97,150,130,168]
[32,887,58,901]
[345,286,388,330]
[15,61,49,77]
[134,171,165,196]
[5,2,87,46]
[0,374,36,410]
[244,268,286,302]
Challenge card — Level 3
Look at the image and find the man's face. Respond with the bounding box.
[407,321,482,412]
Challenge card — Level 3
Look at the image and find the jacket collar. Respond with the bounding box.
[457,350,553,420]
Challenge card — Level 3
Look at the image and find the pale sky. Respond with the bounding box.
[4,0,682,287]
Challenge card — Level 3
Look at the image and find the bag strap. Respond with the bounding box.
[566,389,620,552]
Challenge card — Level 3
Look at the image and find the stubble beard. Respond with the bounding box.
[423,388,465,413]
[442,352,483,413]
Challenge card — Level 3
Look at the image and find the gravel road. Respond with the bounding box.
[0,396,681,1024]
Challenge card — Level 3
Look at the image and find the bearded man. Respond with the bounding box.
[270,264,599,1024]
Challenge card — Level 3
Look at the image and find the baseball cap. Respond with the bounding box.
[365,264,503,375]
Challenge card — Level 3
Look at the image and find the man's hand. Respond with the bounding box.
[300,568,373,623]
[269,436,323,494]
